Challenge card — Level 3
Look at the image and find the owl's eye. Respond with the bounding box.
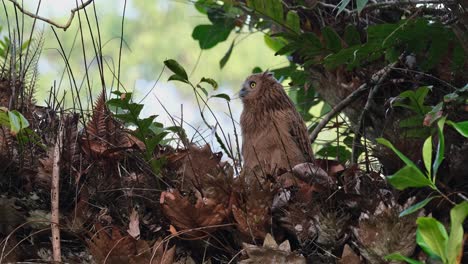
[249,81,256,88]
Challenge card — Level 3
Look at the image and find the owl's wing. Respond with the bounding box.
[287,110,314,162]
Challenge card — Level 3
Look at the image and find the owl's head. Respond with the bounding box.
[239,72,280,103]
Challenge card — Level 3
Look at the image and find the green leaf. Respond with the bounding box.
[211,93,231,101]
[447,120,468,138]
[446,202,468,264]
[0,111,9,126]
[114,113,135,124]
[164,59,188,81]
[264,34,287,52]
[200,77,218,90]
[385,47,400,63]
[451,42,466,71]
[322,26,342,53]
[220,40,234,69]
[384,253,423,264]
[399,196,436,217]
[285,11,300,33]
[168,74,189,84]
[275,43,299,56]
[422,136,432,176]
[336,0,351,15]
[432,117,445,179]
[416,229,441,259]
[356,0,369,13]
[387,165,433,190]
[416,217,448,262]
[344,25,361,46]
[316,145,351,163]
[192,23,234,49]
[8,110,30,135]
[376,138,419,168]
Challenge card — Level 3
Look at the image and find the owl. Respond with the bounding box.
[240,72,313,175]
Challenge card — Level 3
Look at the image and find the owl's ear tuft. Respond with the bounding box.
[263,70,274,78]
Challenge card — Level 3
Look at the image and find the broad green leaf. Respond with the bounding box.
[446,202,468,264]
[200,77,218,90]
[8,110,30,135]
[422,136,432,176]
[336,0,351,15]
[416,217,448,262]
[316,145,351,163]
[344,25,361,46]
[422,24,449,70]
[387,165,433,190]
[322,26,342,53]
[275,43,299,56]
[168,74,190,84]
[416,229,441,259]
[451,42,465,71]
[384,253,423,264]
[399,116,424,128]
[192,24,233,49]
[357,0,369,13]
[266,0,283,23]
[220,40,234,69]
[211,93,231,101]
[114,113,136,124]
[385,47,400,63]
[0,111,9,126]
[194,0,217,14]
[399,196,436,217]
[376,138,419,168]
[164,59,188,81]
[447,120,468,138]
[285,11,300,33]
[264,34,287,52]
[432,117,445,179]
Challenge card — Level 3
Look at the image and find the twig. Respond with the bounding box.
[351,61,398,166]
[7,0,94,31]
[357,0,453,13]
[309,83,370,143]
[51,122,64,262]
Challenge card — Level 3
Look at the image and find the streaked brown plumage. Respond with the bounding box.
[240,72,313,174]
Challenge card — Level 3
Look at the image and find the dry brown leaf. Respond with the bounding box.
[338,244,362,264]
[127,208,140,239]
[239,233,306,264]
[87,224,173,264]
[231,168,275,241]
[160,189,230,238]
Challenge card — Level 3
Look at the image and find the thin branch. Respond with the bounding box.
[351,61,398,165]
[358,0,453,13]
[309,83,370,143]
[7,0,94,31]
[51,122,64,262]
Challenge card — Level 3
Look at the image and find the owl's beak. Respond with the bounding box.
[239,88,248,98]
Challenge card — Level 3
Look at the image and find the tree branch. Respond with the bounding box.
[309,83,370,143]
[351,61,398,165]
[7,0,94,31]
[51,122,64,262]
[309,61,397,143]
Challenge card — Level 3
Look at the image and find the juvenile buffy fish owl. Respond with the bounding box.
[240,72,313,174]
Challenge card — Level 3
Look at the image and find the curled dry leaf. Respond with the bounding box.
[127,208,140,239]
[231,167,275,241]
[239,233,306,264]
[87,224,174,264]
[160,189,230,238]
[338,244,362,264]
[352,200,423,263]
[161,144,233,238]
